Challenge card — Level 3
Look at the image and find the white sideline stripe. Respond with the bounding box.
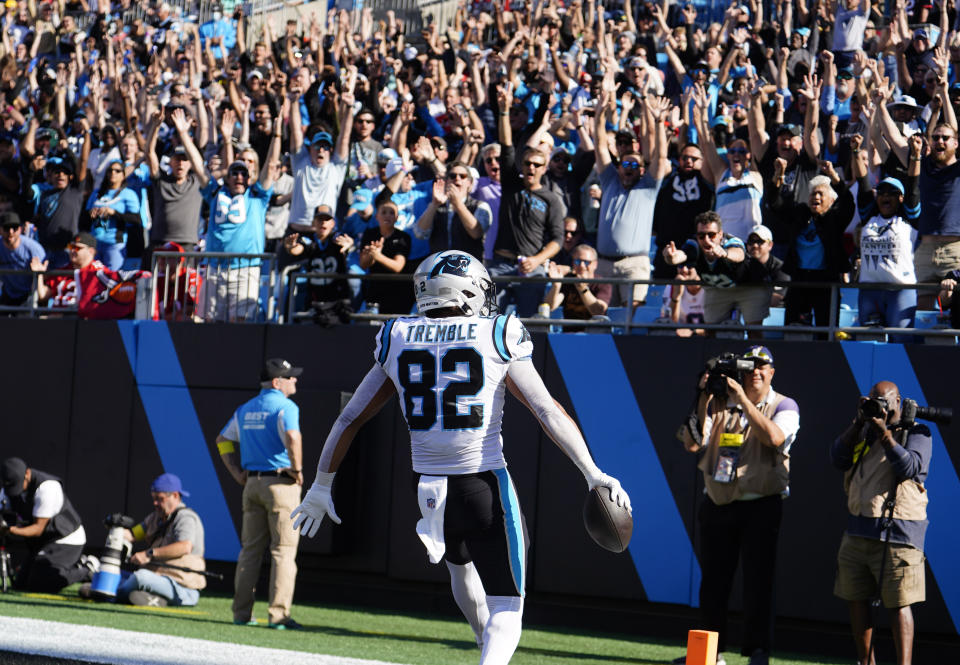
[0,615,408,665]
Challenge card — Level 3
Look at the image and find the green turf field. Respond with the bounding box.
[0,586,848,665]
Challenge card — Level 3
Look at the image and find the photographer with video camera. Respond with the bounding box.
[676,347,800,665]
[0,457,96,592]
[832,381,940,665]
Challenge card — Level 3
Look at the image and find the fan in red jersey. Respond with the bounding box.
[34,232,149,319]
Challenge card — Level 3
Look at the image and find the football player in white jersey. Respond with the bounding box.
[292,250,631,664]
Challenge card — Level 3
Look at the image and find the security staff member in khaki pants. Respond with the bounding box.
[217,358,304,629]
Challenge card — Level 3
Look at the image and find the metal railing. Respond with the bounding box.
[0,269,79,317]
[149,251,281,323]
[279,270,959,343]
[1,259,955,343]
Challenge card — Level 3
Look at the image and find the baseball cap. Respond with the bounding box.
[313,204,334,221]
[46,155,75,174]
[1,457,27,497]
[72,231,97,249]
[227,160,249,176]
[247,70,263,80]
[385,157,406,180]
[262,357,303,381]
[914,27,930,40]
[377,148,398,165]
[776,123,802,137]
[0,211,21,228]
[877,177,905,196]
[349,188,374,213]
[744,345,774,366]
[151,472,190,497]
[403,46,419,61]
[627,56,645,69]
[170,145,189,159]
[747,225,773,244]
[836,67,855,80]
[305,130,333,147]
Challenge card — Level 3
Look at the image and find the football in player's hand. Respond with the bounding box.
[582,486,633,553]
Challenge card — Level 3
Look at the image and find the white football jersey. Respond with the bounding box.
[374,312,534,475]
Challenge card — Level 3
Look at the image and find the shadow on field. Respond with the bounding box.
[4,596,209,619]
[0,650,93,665]
[294,623,661,663]
[3,593,662,663]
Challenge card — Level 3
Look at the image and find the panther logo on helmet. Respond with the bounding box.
[429,253,472,278]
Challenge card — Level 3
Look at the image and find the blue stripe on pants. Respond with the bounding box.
[494,468,525,596]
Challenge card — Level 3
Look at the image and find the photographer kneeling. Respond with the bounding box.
[0,457,96,592]
[676,347,800,665]
[91,474,206,607]
[832,382,931,665]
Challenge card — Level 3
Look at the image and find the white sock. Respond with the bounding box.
[446,561,489,647]
[479,595,523,665]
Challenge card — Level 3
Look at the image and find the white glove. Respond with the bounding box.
[587,472,632,514]
[291,472,340,537]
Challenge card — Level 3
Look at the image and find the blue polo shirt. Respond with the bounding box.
[220,388,300,472]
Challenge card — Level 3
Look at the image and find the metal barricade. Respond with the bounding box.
[0,269,78,318]
[279,268,959,343]
[150,251,281,323]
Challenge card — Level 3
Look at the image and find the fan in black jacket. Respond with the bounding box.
[769,162,854,331]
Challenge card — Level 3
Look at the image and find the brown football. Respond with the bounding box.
[582,486,633,553]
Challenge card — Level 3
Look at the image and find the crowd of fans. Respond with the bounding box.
[0,0,958,332]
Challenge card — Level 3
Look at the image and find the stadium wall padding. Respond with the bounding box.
[1,320,958,638]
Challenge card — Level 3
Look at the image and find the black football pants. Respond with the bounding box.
[14,541,87,593]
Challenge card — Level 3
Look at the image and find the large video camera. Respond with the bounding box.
[704,353,758,401]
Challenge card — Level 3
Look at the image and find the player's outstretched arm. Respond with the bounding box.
[292,364,397,537]
[506,363,632,512]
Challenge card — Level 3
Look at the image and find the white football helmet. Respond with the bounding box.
[413,251,497,317]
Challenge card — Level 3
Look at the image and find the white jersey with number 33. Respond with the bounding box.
[374,312,534,475]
